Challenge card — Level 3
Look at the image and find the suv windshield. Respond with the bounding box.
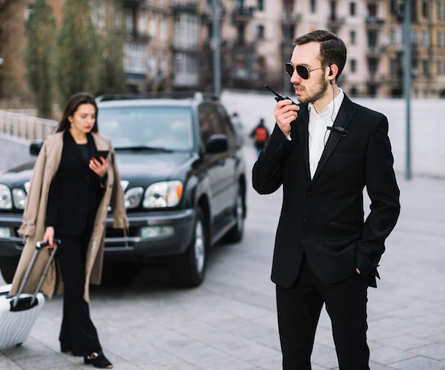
[99,107,194,151]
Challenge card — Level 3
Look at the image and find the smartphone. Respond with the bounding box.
[264,84,297,105]
[94,150,109,161]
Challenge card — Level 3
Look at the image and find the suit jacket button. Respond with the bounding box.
[277,143,283,149]
[307,192,315,198]
[303,218,309,223]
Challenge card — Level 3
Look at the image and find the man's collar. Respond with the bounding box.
[308,88,344,117]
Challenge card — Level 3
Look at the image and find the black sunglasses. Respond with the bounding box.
[285,62,328,79]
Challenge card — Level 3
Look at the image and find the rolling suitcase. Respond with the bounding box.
[0,239,60,349]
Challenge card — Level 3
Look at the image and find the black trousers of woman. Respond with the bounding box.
[56,227,102,356]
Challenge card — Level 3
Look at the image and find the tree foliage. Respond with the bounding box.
[55,0,100,104]
[96,1,126,95]
[24,0,56,117]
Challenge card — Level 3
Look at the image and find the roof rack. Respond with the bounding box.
[96,92,219,103]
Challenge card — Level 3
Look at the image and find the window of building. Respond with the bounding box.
[390,28,397,44]
[412,30,418,44]
[126,7,134,34]
[257,25,265,39]
[350,30,356,44]
[160,15,168,42]
[423,60,429,76]
[367,30,378,47]
[257,0,264,11]
[390,0,397,16]
[310,0,316,14]
[367,58,378,74]
[138,9,147,36]
[237,24,245,45]
[350,2,356,16]
[390,59,399,75]
[437,60,442,75]
[350,86,358,96]
[439,1,442,20]
[423,30,430,46]
[350,59,356,72]
[367,3,377,17]
[149,13,157,38]
[438,31,442,48]
[422,1,429,18]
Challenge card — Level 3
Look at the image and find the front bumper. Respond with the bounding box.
[0,209,195,259]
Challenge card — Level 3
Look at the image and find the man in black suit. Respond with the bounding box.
[252,30,400,370]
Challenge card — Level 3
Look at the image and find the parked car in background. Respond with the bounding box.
[0,92,247,287]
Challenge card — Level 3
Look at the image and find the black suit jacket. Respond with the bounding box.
[46,130,105,236]
[252,95,400,287]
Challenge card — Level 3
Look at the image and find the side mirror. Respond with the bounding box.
[205,135,228,154]
[30,140,43,156]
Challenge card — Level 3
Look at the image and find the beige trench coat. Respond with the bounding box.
[9,131,128,302]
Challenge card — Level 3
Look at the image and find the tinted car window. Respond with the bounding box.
[99,107,194,151]
[198,104,221,148]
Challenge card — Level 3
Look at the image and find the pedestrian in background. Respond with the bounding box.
[10,92,128,369]
[231,112,245,144]
[252,30,400,370]
[250,118,270,156]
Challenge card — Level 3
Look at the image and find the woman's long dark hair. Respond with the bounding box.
[56,92,99,133]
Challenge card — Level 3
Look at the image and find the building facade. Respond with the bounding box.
[2,0,445,100]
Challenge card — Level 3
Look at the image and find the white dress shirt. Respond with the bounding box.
[308,88,344,179]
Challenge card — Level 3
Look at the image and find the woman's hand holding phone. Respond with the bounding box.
[89,155,109,178]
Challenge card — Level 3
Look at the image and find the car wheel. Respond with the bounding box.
[0,257,19,284]
[169,207,207,288]
[223,187,245,243]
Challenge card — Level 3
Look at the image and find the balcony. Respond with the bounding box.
[366,16,385,28]
[282,12,301,24]
[367,73,385,84]
[171,1,198,14]
[327,15,345,28]
[367,45,385,56]
[232,6,254,22]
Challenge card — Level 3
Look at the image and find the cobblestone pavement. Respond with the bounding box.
[1,146,444,370]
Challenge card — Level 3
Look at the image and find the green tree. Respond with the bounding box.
[24,0,56,117]
[96,1,126,95]
[55,0,100,104]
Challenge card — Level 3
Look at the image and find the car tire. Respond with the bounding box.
[168,207,207,288]
[223,187,245,243]
[0,257,19,284]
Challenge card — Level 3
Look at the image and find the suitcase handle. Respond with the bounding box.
[13,239,62,308]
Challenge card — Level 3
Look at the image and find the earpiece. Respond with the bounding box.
[328,63,333,76]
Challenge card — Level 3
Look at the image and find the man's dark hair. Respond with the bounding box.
[293,30,347,82]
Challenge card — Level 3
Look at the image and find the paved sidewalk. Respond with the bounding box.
[0,146,445,369]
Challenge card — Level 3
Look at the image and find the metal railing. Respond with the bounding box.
[0,110,57,141]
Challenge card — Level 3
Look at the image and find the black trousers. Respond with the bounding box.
[56,228,102,356]
[276,257,370,370]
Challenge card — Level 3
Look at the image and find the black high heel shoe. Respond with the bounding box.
[84,352,113,369]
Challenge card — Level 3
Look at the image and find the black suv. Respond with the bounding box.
[0,92,247,287]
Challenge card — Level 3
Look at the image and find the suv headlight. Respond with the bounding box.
[0,184,12,209]
[124,187,143,209]
[143,181,183,208]
[12,188,27,209]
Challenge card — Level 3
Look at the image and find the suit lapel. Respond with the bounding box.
[311,95,355,183]
[295,104,311,180]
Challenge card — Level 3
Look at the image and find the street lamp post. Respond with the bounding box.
[403,0,412,180]
[212,0,221,97]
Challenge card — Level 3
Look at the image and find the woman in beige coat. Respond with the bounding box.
[10,92,128,369]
